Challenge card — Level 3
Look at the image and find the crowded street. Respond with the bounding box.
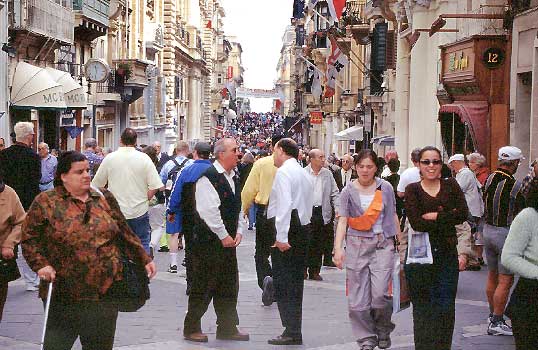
[1,232,516,350]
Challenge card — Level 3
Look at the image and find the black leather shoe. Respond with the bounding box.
[216,329,250,341]
[268,335,303,345]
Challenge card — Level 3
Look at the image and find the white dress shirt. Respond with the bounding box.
[341,168,352,187]
[195,160,247,240]
[311,172,323,206]
[267,158,314,243]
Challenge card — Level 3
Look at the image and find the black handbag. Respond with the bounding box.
[0,257,21,282]
[106,251,150,312]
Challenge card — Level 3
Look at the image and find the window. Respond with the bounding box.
[98,127,114,148]
[315,2,330,31]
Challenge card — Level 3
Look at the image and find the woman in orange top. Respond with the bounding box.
[333,150,400,350]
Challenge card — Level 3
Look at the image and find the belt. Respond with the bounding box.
[40,180,53,185]
[255,203,267,209]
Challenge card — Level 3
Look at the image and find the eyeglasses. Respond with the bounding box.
[419,159,443,166]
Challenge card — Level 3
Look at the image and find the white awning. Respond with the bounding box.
[45,67,87,109]
[10,62,67,109]
[335,125,364,141]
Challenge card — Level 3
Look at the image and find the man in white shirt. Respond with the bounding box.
[92,128,164,253]
[183,138,249,343]
[396,148,422,198]
[267,138,314,346]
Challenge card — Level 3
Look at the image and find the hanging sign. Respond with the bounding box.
[482,47,505,69]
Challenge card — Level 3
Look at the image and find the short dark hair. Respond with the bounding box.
[271,134,284,147]
[411,148,422,163]
[142,145,158,166]
[354,149,378,169]
[54,151,87,187]
[419,146,442,160]
[276,138,299,159]
[388,158,400,173]
[121,128,138,146]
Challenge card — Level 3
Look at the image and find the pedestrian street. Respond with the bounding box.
[0,232,515,350]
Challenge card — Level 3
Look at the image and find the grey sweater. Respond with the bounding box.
[502,207,538,279]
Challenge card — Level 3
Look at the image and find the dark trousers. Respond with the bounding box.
[42,299,119,350]
[0,281,7,323]
[254,204,274,290]
[507,278,538,350]
[272,210,307,339]
[404,250,459,350]
[306,206,331,274]
[184,240,240,335]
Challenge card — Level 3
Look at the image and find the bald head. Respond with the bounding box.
[309,148,325,172]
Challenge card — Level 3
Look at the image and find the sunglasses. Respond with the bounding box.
[420,159,443,166]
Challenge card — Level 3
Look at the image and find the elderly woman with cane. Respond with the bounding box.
[22,151,156,350]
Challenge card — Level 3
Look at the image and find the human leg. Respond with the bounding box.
[78,301,119,350]
[42,301,80,350]
[0,282,8,323]
[254,206,273,290]
[213,249,240,333]
[306,208,324,278]
[16,247,39,290]
[126,212,151,253]
[148,203,166,248]
[492,273,514,315]
[183,249,213,335]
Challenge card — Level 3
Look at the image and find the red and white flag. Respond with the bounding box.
[324,37,348,98]
[327,0,346,21]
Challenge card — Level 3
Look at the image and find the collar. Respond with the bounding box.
[342,168,351,173]
[118,146,136,152]
[56,185,102,200]
[194,159,212,164]
[14,142,30,148]
[495,168,514,179]
[283,158,297,167]
[456,166,469,174]
[41,154,52,161]
[214,160,235,177]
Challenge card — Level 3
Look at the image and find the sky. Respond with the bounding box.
[220,0,295,112]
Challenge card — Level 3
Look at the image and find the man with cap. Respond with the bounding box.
[167,142,213,296]
[483,146,526,336]
[448,154,484,271]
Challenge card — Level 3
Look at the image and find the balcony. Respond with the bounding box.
[145,22,164,55]
[8,0,74,45]
[73,0,109,41]
[112,59,150,103]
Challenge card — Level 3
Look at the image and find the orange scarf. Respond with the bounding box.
[347,188,383,231]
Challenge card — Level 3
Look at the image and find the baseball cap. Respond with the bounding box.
[498,146,524,161]
[194,142,211,155]
[448,154,465,163]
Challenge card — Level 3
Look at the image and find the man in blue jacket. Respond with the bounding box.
[167,142,213,297]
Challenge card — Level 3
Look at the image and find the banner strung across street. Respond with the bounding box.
[236,87,280,99]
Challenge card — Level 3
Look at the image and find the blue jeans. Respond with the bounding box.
[127,212,151,254]
[248,204,257,228]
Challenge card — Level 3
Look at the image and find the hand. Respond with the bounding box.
[234,233,242,247]
[145,261,157,279]
[221,235,235,248]
[421,212,438,220]
[458,255,468,271]
[167,213,175,223]
[1,247,14,260]
[333,248,345,270]
[37,265,56,283]
[273,241,291,252]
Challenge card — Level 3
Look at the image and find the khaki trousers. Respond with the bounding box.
[346,235,395,346]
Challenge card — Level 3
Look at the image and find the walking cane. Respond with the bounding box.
[40,282,53,350]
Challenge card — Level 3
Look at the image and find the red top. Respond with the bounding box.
[475,167,490,186]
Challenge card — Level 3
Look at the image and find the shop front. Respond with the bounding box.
[439,35,510,168]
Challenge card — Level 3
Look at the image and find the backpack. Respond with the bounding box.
[165,158,189,198]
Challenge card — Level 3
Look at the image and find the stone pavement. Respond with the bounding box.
[0,232,516,350]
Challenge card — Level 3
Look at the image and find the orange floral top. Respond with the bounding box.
[21,186,151,301]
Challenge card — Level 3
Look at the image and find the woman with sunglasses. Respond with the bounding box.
[403,146,469,350]
[333,150,400,350]
[21,151,156,350]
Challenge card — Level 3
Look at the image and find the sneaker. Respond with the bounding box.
[487,319,513,336]
[487,313,493,324]
[378,337,391,349]
[168,264,178,273]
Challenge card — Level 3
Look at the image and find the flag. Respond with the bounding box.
[225,81,236,99]
[221,87,228,98]
[327,0,346,21]
[312,68,322,100]
[293,0,305,19]
[206,20,212,29]
[307,0,319,11]
[324,36,348,98]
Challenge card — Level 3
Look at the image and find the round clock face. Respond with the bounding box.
[85,59,110,82]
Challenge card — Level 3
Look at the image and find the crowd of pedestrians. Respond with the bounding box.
[1,116,538,350]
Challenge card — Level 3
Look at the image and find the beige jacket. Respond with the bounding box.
[0,184,26,249]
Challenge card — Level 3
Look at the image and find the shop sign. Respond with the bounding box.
[448,51,469,72]
[482,47,505,69]
[310,111,323,124]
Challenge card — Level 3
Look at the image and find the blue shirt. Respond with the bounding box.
[159,155,194,185]
[40,155,57,184]
[82,150,103,178]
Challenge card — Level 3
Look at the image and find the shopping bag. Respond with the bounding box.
[388,253,411,313]
[406,227,433,264]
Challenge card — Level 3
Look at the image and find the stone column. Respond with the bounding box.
[394,35,410,168]
[0,2,9,142]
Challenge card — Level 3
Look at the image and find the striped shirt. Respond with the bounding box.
[484,169,525,227]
